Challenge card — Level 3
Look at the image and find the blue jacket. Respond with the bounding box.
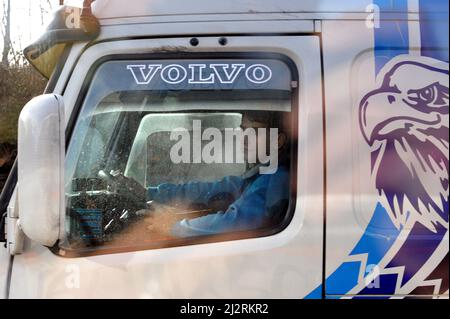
[147,165,289,237]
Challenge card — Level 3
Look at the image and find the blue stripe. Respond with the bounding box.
[374,0,410,74]
[350,204,401,267]
[374,0,409,11]
[305,204,400,298]
[305,262,361,299]
[419,0,449,62]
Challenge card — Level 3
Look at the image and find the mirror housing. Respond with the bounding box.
[18,94,65,247]
[24,5,100,78]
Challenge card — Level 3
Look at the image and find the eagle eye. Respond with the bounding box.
[407,82,449,108]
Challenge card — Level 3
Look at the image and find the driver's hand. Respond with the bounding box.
[137,204,180,237]
[143,209,180,238]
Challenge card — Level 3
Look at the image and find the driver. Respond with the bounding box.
[120,111,290,238]
[114,111,289,237]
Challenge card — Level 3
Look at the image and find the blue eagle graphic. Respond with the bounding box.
[354,56,449,297]
[359,58,449,231]
[306,56,449,299]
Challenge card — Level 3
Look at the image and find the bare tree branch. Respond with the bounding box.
[46,0,53,11]
[1,0,11,65]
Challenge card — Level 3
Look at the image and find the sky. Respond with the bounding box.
[0,0,83,57]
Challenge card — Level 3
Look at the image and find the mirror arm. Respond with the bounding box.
[0,212,6,245]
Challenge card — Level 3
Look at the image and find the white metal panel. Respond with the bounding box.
[322,20,377,284]
[97,19,315,39]
[91,0,401,20]
[97,13,377,27]
[10,35,324,298]
[0,247,10,299]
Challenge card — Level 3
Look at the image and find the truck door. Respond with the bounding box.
[9,35,325,298]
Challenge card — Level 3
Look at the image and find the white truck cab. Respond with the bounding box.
[0,0,448,299]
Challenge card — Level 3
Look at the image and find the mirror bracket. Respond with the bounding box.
[6,189,24,255]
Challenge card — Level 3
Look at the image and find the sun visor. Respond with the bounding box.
[24,5,99,78]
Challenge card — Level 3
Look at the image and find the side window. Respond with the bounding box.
[73,111,121,179]
[62,57,297,255]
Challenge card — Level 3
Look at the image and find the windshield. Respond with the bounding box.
[62,58,295,253]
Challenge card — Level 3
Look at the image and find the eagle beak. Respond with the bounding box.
[359,91,442,146]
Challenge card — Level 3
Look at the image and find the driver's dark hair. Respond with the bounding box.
[243,111,285,131]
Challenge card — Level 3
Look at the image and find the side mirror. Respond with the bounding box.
[18,94,64,247]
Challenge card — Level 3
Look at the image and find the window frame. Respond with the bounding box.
[56,51,299,257]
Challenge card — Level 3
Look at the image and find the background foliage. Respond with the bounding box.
[0,0,56,192]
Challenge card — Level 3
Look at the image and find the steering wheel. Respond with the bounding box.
[98,170,147,207]
[97,170,148,235]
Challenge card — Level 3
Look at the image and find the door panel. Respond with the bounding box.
[9,35,324,298]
